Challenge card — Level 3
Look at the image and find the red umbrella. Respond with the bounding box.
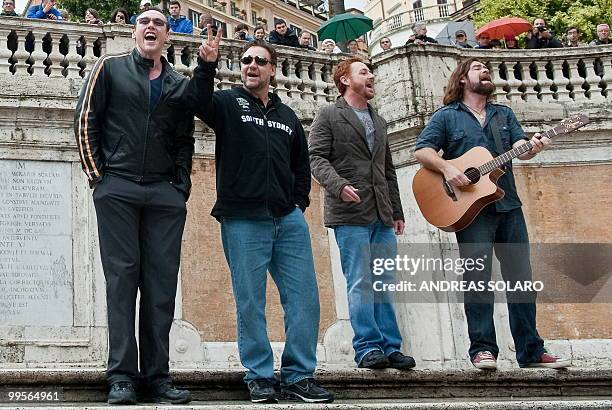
[476,17,532,39]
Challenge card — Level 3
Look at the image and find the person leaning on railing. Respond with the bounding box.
[26,0,62,20]
[84,8,103,25]
[563,27,586,47]
[405,23,438,45]
[110,8,130,25]
[589,23,610,46]
[1,0,17,16]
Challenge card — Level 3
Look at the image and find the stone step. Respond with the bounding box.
[1,398,610,409]
[0,368,611,403]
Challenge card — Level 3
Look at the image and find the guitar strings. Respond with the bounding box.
[455,118,587,183]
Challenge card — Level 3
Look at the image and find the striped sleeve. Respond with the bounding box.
[74,56,110,184]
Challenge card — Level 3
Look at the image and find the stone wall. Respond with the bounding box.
[0,17,610,369]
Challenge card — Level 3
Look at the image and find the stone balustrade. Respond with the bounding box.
[371,44,612,151]
[1,18,611,369]
[0,17,339,107]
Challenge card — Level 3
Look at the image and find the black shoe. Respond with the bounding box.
[149,382,191,404]
[281,378,334,403]
[247,379,278,403]
[387,351,416,369]
[358,350,389,369]
[108,381,137,405]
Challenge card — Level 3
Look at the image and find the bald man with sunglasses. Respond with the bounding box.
[184,39,333,404]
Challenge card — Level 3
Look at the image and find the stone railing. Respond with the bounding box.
[0,17,339,106]
[371,43,612,148]
[1,17,612,370]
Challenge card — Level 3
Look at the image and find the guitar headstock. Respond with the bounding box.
[555,114,590,134]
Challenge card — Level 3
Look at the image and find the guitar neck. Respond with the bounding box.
[478,128,555,176]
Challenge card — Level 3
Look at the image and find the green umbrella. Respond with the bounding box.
[317,12,374,43]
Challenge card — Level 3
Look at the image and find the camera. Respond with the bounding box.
[238,31,246,40]
[537,26,547,32]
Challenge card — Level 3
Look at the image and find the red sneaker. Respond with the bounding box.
[471,351,497,370]
[520,352,571,369]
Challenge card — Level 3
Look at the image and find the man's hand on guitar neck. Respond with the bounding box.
[516,133,552,160]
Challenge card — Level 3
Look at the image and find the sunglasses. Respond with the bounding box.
[240,55,271,66]
[137,17,166,27]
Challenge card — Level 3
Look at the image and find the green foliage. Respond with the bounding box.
[474,0,611,42]
[58,0,141,22]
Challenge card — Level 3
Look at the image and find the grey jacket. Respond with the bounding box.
[308,97,404,227]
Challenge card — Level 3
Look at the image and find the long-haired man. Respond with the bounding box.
[414,58,571,370]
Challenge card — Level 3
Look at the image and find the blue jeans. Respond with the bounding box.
[334,220,403,364]
[220,208,320,385]
[456,207,545,365]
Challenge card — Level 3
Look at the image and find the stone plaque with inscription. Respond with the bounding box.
[0,160,72,326]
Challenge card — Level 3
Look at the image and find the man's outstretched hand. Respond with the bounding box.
[199,24,223,62]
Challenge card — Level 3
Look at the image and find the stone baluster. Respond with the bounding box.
[273,56,290,100]
[216,53,235,91]
[162,42,172,64]
[520,60,539,101]
[172,43,191,77]
[324,62,337,102]
[566,58,587,101]
[12,30,32,75]
[600,56,612,99]
[29,30,49,76]
[583,56,605,102]
[298,60,315,101]
[550,58,572,102]
[505,61,523,102]
[0,28,12,74]
[46,33,65,78]
[535,61,555,103]
[64,33,83,79]
[284,55,303,99]
[488,60,508,102]
[81,34,100,77]
[311,61,328,101]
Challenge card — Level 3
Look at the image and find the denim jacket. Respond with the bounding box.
[415,101,527,212]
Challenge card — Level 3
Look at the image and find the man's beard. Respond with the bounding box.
[467,78,494,95]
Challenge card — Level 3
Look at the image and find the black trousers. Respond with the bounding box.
[92,174,187,386]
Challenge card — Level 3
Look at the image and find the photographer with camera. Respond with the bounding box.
[234,23,253,41]
[526,18,562,49]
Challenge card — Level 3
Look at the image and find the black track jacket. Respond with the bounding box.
[74,49,196,197]
[184,60,311,218]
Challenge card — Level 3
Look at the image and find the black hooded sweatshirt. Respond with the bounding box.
[183,61,311,218]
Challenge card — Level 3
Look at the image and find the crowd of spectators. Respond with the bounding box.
[465,18,610,51]
[2,2,608,57]
[373,19,609,55]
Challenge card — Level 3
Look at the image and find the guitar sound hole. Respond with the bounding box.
[464,167,481,184]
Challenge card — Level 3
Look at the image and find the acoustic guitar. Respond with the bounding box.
[412,114,590,232]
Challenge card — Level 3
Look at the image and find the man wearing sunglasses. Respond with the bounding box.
[74,7,221,405]
[183,39,334,404]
